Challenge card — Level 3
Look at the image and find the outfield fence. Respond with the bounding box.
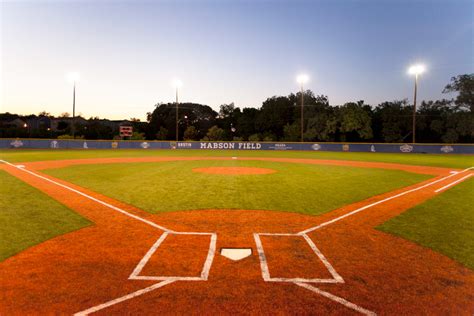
[1,139,473,154]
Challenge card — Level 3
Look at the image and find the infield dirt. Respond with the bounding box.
[0,157,472,315]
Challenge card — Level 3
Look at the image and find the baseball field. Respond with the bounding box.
[0,149,473,315]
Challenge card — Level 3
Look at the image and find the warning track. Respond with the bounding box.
[0,157,473,315]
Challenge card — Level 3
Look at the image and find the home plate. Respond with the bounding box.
[220,248,252,261]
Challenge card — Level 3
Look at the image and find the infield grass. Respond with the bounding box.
[44,160,431,215]
[1,149,472,169]
[378,177,474,269]
[0,170,91,261]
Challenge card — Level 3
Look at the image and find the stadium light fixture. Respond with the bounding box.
[296,74,309,142]
[66,72,80,139]
[296,74,309,85]
[408,64,425,143]
[172,78,182,142]
[408,64,425,76]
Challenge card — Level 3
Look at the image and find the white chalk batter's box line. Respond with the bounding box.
[129,231,217,282]
[253,232,344,284]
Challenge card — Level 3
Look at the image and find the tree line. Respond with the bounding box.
[1,74,472,143]
[146,74,473,143]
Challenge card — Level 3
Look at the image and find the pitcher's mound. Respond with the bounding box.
[193,167,276,175]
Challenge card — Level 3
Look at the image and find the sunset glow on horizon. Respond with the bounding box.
[1,1,472,120]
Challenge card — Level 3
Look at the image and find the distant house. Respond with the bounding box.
[51,117,88,131]
[6,118,27,128]
[26,116,51,130]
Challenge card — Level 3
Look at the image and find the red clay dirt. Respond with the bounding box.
[0,157,473,315]
[193,166,277,175]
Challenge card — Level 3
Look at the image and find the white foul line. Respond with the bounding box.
[0,160,218,315]
[295,282,376,316]
[299,167,473,234]
[434,173,472,193]
[0,159,172,232]
[73,280,175,316]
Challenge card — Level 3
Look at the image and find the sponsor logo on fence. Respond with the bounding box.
[177,142,192,148]
[141,142,150,149]
[50,140,59,148]
[312,144,321,151]
[10,139,23,148]
[399,144,413,153]
[342,144,350,151]
[440,145,453,153]
[271,143,292,150]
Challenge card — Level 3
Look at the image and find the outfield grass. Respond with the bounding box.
[44,160,430,215]
[0,170,91,261]
[1,149,472,169]
[378,177,474,269]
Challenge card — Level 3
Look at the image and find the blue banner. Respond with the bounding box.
[1,139,472,154]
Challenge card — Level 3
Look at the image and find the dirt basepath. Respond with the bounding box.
[0,157,472,315]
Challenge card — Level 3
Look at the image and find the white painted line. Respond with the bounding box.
[129,232,217,282]
[16,164,25,168]
[129,232,169,279]
[0,159,173,233]
[434,173,472,193]
[301,233,343,282]
[253,233,343,284]
[200,233,217,280]
[253,233,271,281]
[232,157,238,159]
[0,159,220,313]
[299,167,474,234]
[74,280,175,316]
[295,282,376,316]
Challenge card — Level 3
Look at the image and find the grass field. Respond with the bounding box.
[1,149,473,314]
[1,149,473,168]
[0,170,91,261]
[378,177,474,269]
[43,159,430,214]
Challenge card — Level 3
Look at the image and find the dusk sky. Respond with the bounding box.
[1,0,473,120]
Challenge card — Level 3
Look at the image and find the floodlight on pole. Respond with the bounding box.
[407,64,425,144]
[172,78,182,142]
[67,72,80,139]
[296,74,309,142]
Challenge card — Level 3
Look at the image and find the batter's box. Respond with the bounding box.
[129,231,217,281]
[253,233,343,283]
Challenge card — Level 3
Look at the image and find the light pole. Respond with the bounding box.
[67,72,80,138]
[296,74,309,142]
[408,65,425,144]
[172,78,183,142]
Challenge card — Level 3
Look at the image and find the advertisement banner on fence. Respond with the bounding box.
[0,139,472,154]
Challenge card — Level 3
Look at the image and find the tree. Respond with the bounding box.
[338,101,373,141]
[373,100,412,142]
[256,96,294,139]
[156,127,168,140]
[147,102,217,140]
[183,126,198,140]
[130,131,145,140]
[205,125,225,141]
[443,74,474,112]
[282,123,300,141]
